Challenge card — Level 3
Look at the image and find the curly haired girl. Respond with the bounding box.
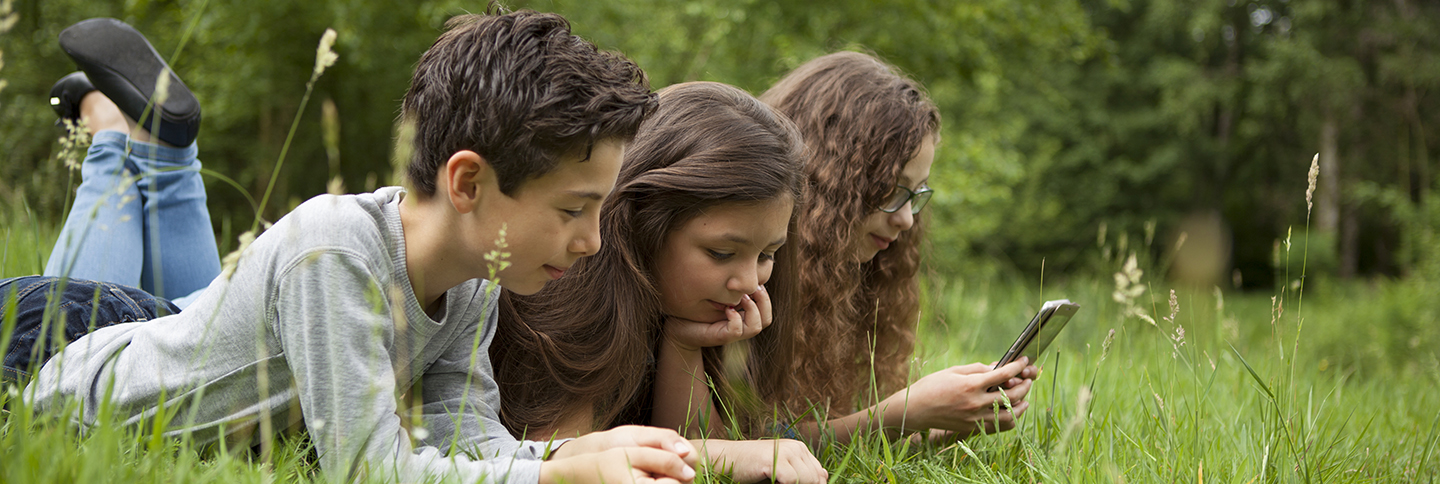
[725,51,1041,443]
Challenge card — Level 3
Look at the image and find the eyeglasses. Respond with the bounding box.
[878,184,934,214]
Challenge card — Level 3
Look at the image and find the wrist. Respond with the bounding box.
[876,390,927,433]
[538,460,560,484]
[547,438,575,460]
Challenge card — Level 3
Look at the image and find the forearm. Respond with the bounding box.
[792,392,915,444]
[651,339,718,437]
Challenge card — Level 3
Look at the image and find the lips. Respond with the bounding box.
[707,299,739,311]
[871,234,894,250]
[543,265,568,280]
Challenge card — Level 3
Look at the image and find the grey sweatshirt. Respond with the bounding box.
[27,187,554,483]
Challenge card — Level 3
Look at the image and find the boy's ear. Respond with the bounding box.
[442,150,496,214]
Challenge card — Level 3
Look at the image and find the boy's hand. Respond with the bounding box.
[664,287,771,351]
[698,439,827,484]
[540,447,696,484]
[552,425,697,462]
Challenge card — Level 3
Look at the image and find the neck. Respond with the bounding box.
[398,193,466,314]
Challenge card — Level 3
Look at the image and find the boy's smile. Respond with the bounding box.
[404,139,625,305]
[481,139,626,295]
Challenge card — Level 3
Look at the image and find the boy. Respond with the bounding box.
[14,11,696,484]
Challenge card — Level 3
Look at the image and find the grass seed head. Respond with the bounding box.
[1306,153,1319,213]
[313,28,338,78]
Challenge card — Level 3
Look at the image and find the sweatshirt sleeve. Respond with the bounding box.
[274,250,542,483]
[414,284,570,460]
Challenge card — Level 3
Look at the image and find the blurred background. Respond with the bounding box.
[2,0,1437,290]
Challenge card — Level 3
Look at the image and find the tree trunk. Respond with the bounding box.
[1318,113,1340,234]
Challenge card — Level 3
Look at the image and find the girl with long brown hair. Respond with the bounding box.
[492,81,827,483]
[659,51,1042,443]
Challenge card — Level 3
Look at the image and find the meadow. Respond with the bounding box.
[3,197,1437,482]
[3,2,1439,482]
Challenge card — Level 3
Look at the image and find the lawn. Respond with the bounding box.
[3,202,1437,483]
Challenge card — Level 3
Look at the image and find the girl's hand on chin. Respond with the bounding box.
[664,286,773,351]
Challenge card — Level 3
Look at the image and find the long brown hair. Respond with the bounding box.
[756,51,940,418]
[491,81,806,437]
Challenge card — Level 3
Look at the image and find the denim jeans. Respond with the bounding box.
[1,276,179,383]
[44,131,220,303]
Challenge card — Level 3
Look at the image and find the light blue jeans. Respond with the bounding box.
[43,131,219,308]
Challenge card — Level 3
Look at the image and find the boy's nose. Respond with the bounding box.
[572,222,602,256]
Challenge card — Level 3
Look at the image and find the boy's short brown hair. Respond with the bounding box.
[402,10,656,196]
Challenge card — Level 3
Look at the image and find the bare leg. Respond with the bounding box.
[79,91,175,148]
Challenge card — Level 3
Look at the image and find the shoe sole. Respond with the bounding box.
[59,18,200,147]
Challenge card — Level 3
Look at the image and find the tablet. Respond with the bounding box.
[993,299,1080,371]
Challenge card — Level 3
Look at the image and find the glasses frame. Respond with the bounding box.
[878,184,934,214]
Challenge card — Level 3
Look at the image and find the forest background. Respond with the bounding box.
[4,0,1438,287]
[1,0,1438,482]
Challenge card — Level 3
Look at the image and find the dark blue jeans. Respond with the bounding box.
[1,276,179,384]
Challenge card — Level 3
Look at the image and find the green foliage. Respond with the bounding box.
[3,0,1435,284]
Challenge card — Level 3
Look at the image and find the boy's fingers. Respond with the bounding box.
[622,447,696,481]
[610,426,694,457]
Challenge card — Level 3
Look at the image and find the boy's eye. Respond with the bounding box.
[759,252,776,262]
[707,249,733,261]
[562,209,584,218]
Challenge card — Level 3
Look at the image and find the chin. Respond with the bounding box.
[503,279,545,296]
[858,249,881,263]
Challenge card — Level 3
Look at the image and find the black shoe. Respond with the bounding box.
[58,18,200,147]
[49,71,96,126]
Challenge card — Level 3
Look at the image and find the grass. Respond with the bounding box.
[2,10,1435,479]
[3,196,1437,482]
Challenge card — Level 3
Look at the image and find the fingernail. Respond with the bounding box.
[744,294,753,302]
[674,440,694,454]
[682,465,696,479]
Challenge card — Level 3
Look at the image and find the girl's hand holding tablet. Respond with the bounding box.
[663,286,772,351]
[878,358,1040,438]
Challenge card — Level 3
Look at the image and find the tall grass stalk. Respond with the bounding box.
[251,28,339,234]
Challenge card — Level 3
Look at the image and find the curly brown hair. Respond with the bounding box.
[755,51,940,419]
[490,81,806,437]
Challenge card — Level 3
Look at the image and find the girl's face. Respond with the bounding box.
[852,134,937,262]
[654,196,793,324]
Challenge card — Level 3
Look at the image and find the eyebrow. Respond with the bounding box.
[564,190,606,201]
[721,233,788,247]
